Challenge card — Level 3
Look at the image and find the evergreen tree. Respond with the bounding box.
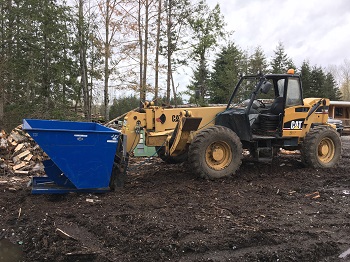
[310,66,326,97]
[271,42,295,74]
[0,0,79,130]
[302,62,340,100]
[187,0,226,103]
[325,72,342,100]
[109,95,140,119]
[159,95,184,106]
[248,46,268,75]
[207,43,244,104]
[300,60,313,98]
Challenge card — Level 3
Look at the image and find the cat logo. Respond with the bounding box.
[291,120,303,129]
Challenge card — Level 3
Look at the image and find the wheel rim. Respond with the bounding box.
[205,141,232,170]
[317,137,335,163]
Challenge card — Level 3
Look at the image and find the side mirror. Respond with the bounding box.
[260,81,272,94]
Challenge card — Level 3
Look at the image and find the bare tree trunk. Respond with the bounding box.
[170,72,177,107]
[138,0,143,108]
[141,0,149,104]
[0,61,4,128]
[89,42,94,119]
[154,0,161,103]
[166,0,172,104]
[104,0,110,121]
[88,0,94,118]
[0,2,6,127]
[62,47,67,104]
[42,28,50,110]
[79,0,91,121]
[2,0,13,126]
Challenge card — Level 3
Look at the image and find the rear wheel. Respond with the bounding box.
[189,126,243,179]
[301,126,341,168]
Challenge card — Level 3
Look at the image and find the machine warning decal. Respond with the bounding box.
[283,119,305,130]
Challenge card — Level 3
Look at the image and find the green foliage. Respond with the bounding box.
[310,66,326,96]
[159,0,191,62]
[109,96,140,119]
[0,1,345,131]
[325,72,342,100]
[187,60,211,104]
[248,46,268,75]
[0,0,80,130]
[207,43,244,104]
[300,60,313,98]
[271,42,295,74]
[157,95,184,106]
[300,61,341,100]
[187,0,227,102]
[188,2,226,61]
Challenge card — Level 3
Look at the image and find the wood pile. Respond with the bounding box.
[0,125,47,177]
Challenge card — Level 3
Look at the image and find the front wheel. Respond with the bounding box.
[301,126,341,168]
[188,126,243,179]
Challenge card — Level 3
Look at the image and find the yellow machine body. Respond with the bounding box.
[119,71,341,181]
[122,106,225,153]
[122,97,331,155]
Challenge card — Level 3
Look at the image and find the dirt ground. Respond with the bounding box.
[0,137,350,262]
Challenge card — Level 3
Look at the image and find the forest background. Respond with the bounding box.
[1,0,350,131]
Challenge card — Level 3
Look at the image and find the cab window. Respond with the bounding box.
[286,78,302,107]
[277,79,285,96]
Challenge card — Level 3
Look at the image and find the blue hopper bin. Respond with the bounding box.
[23,119,121,194]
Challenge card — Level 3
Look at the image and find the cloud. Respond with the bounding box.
[207,0,350,68]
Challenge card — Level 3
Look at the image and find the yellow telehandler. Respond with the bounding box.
[112,69,341,188]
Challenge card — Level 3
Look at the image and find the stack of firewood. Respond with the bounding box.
[0,125,46,176]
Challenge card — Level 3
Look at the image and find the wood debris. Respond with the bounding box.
[305,191,321,199]
[0,125,47,178]
[56,228,76,240]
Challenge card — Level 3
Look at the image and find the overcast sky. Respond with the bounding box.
[206,0,350,69]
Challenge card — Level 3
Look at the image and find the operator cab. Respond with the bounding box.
[252,70,303,136]
[216,69,303,141]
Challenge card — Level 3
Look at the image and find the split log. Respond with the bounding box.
[1,123,46,177]
[17,150,31,159]
[24,154,33,161]
[14,170,29,175]
[13,162,27,171]
[10,132,26,143]
[0,138,8,148]
[14,144,24,152]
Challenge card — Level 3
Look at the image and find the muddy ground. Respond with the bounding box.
[0,138,350,262]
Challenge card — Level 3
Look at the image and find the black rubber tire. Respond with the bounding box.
[109,152,129,190]
[155,146,188,164]
[188,126,243,179]
[301,126,341,168]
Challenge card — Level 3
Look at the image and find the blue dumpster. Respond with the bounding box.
[23,119,121,194]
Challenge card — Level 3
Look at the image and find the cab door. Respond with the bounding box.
[281,77,309,138]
